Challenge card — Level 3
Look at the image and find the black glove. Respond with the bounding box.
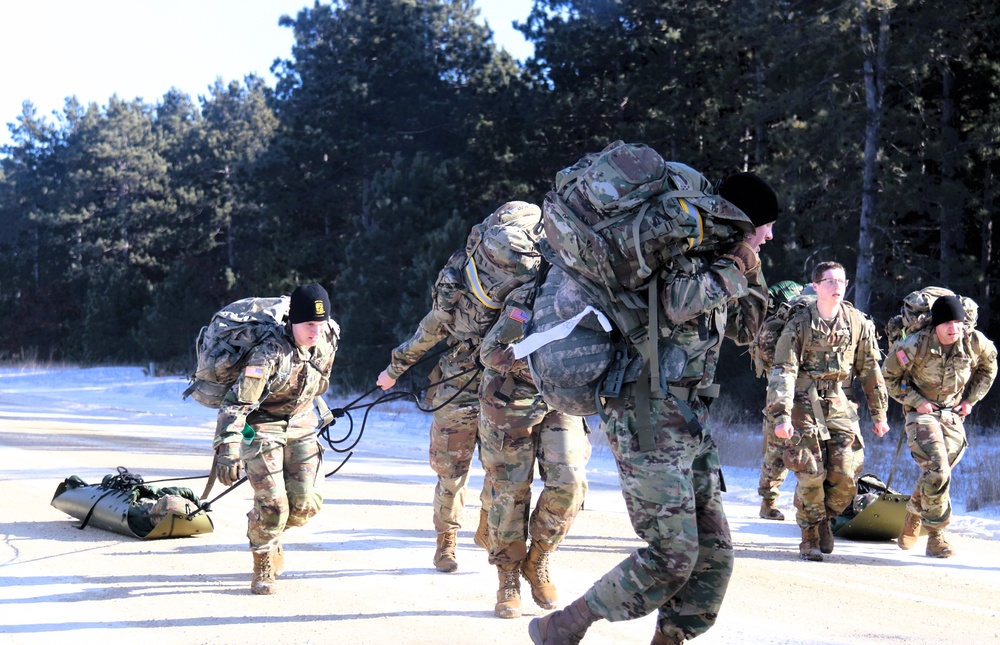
[214,442,244,486]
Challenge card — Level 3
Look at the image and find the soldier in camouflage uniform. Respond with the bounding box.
[376,251,490,573]
[753,280,805,521]
[882,295,997,557]
[766,261,889,562]
[213,283,339,595]
[478,281,590,620]
[530,172,777,645]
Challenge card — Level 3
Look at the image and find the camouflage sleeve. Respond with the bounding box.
[660,256,750,325]
[726,268,769,347]
[479,286,532,377]
[854,316,888,423]
[964,331,998,405]
[385,310,450,380]
[881,335,929,410]
[765,316,802,426]
[214,342,283,448]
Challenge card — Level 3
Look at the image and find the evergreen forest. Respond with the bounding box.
[1,0,998,413]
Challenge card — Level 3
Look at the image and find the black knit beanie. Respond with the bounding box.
[931,295,964,327]
[289,283,330,324]
[718,172,779,227]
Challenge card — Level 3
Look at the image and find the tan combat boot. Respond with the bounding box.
[522,541,558,610]
[273,542,285,576]
[925,528,955,558]
[818,515,835,554]
[528,596,599,644]
[651,630,686,645]
[495,563,522,619]
[759,498,785,521]
[433,531,458,572]
[897,512,922,550]
[251,551,277,595]
[798,525,823,562]
[474,509,489,550]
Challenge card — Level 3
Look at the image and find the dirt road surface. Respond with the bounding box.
[2,377,999,645]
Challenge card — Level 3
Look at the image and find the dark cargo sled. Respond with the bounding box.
[51,467,213,539]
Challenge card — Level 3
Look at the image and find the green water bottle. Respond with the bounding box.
[241,422,255,446]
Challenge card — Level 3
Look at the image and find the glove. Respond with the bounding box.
[721,241,760,276]
[214,442,244,487]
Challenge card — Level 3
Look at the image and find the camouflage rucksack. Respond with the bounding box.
[436,201,544,340]
[516,141,756,417]
[750,280,816,378]
[543,140,755,290]
[885,286,978,345]
[182,296,292,408]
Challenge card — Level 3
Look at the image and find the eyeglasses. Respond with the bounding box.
[818,279,849,288]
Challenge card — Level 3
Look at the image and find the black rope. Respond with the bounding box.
[316,362,482,477]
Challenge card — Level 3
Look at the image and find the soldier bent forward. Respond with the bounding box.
[213,283,339,595]
[479,282,590,620]
[882,294,997,557]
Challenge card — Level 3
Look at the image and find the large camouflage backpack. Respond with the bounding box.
[543,140,754,290]
[885,286,978,345]
[182,296,292,408]
[516,141,756,417]
[750,280,816,378]
[436,201,544,340]
[750,288,815,378]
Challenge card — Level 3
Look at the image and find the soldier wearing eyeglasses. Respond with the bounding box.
[765,261,889,561]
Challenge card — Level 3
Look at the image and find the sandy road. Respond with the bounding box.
[1,390,999,645]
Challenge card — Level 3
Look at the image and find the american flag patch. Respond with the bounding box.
[245,365,265,378]
[896,350,909,365]
[509,308,530,323]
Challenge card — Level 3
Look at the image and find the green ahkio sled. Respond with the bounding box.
[51,467,213,539]
[833,473,924,541]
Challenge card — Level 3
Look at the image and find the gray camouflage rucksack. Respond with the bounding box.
[182,297,291,408]
[516,141,755,417]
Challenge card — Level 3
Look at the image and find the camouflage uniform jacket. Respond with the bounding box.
[882,327,997,413]
[386,251,482,381]
[657,256,768,390]
[766,301,887,427]
[214,321,339,448]
[479,282,549,433]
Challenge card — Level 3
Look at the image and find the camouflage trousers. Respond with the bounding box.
[757,416,788,500]
[428,367,490,534]
[479,408,590,567]
[241,413,323,553]
[903,410,968,529]
[583,393,732,643]
[784,399,864,527]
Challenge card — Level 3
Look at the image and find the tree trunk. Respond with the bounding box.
[939,61,960,285]
[856,0,890,310]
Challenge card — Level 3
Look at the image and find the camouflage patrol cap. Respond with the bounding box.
[149,495,195,525]
[718,172,779,227]
[289,283,330,323]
